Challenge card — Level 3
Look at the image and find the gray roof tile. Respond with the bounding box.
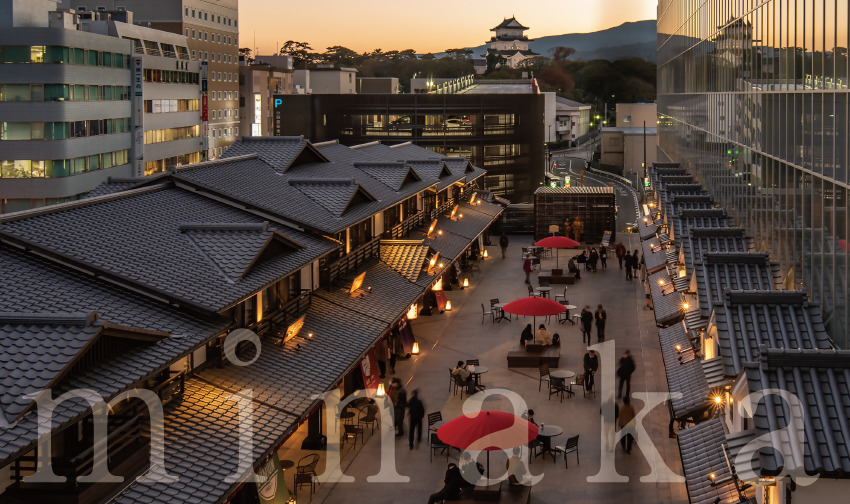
[649,270,686,327]
[681,228,753,273]
[658,323,712,418]
[677,418,742,504]
[694,253,782,318]
[643,237,677,273]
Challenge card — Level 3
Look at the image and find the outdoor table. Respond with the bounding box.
[493,303,511,323]
[468,365,488,391]
[430,420,446,432]
[535,286,552,298]
[535,424,564,462]
[560,304,577,325]
[550,370,576,397]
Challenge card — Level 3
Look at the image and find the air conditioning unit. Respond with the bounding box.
[96,6,107,11]
[76,6,87,11]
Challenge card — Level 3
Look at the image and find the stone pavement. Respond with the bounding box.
[277,234,689,504]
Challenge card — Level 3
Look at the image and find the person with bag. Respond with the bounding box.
[599,247,608,269]
[583,349,599,394]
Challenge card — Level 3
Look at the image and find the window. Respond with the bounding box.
[192,29,196,39]
[185,28,189,37]
[217,35,221,43]
[192,9,195,18]
[204,51,208,61]
[204,32,208,41]
[204,12,208,21]
[192,50,196,60]
[185,7,188,17]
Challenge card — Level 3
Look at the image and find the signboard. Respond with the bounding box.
[201,93,208,122]
[254,93,262,124]
[433,290,447,311]
[273,96,283,135]
[255,454,290,504]
[643,177,650,188]
[133,57,143,97]
[397,317,415,354]
[132,57,144,176]
[360,351,381,393]
[134,127,144,176]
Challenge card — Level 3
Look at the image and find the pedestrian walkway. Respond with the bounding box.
[277,234,687,504]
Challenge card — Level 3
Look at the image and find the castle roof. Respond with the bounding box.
[491,17,529,31]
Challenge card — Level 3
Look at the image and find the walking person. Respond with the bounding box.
[407,389,425,449]
[615,243,626,269]
[589,248,599,272]
[618,396,637,454]
[580,306,593,344]
[601,393,618,452]
[599,247,608,269]
[617,350,636,399]
[388,328,401,374]
[639,253,647,283]
[632,250,640,279]
[499,233,509,259]
[389,378,407,436]
[377,337,389,378]
[624,251,634,280]
[583,349,599,394]
[595,304,607,342]
[522,254,532,284]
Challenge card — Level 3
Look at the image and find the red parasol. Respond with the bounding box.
[534,236,580,268]
[500,296,567,327]
[436,411,538,477]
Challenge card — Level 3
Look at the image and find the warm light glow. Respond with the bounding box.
[482,250,488,258]
[450,205,459,218]
[678,269,687,278]
[407,303,418,319]
[675,344,682,352]
[411,342,420,354]
[432,278,443,290]
[445,300,452,310]
[437,229,443,235]
[714,395,722,404]
[643,217,648,222]
[438,262,444,268]
[376,382,386,397]
[658,279,665,286]
[683,302,690,310]
[463,278,469,288]
[458,213,463,219]
[283,314,306,343]
[649,202,655,207]
[470,192,477,204]
[307,332,314,339]
[349,271,366,295]
[427,219,438,236]
[429,257,437,267]
[709,472,716,480]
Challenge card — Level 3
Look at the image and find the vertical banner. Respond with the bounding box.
[255,453,290,504]
[200,62,209,159]
[133,57,144,176]
[360,351,381,393]
[433,290,447,311]
[397,317,416,354]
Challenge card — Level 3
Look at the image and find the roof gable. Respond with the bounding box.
[379,240,433,282]
[181,222,303,282]
[354,162,423,191]
[289,178,377,217]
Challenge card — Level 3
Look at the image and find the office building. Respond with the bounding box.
[658,0,849,348]
[555,96,591,144]
[600,126,657,175]
[273,78,546,202]
[293,65,358,94]
[71,0,240,160]
[615,102,656,127]
[238,58,293,137]
[0,0,132,212]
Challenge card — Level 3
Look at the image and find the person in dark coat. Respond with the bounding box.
[599,247,608,269]
[617,350,636,399]
[389,378,407,436]
[583,349,599,393]
[580,306,593,344]
[568,257,581,279]
[589,248,599,272]
[428,463,465,504]
[595,304,607,342]
[499,233,509,259]
[624,251,634,280]
[615,243,626,269]
[632,250,640,277]
[618,397,636,454]
[407,389,425,449]
[520,324,534,346]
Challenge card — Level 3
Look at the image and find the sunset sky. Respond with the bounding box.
[238,0,658,55]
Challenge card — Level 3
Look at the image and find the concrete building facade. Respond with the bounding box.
[615,102,657,128]
[238,60,293,137]
[555,97,591,144]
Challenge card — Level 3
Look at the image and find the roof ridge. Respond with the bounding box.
[350,141,381,150]
[0,311,97,326]
[179,222,270,232]
[0,184,168,223]
[173,153,259,173]
[289,178,355,185]
[725,290,807,305]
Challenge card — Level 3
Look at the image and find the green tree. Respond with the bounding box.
[320,45,359,66]
[279,40,315,67]
[485,52,507,74]
[238,47,254,64]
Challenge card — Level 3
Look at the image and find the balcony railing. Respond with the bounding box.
[254,290,313,339]
[327,236,381,287]
[431,198,456,220]
[386,211,427,239]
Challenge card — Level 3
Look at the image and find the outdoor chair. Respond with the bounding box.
[342,422,365,449]
[481,303,494,324]
[527,284,537,297]
[556,435,580,468]
[538,364,550,391]
[452,373,469,399]
[295,453,319,498]
[490,298,500,308]
[430,432,450,462]
[555,287,568,304]
[548,377,567,402]
[428,411,443,431]
[358,404,379,435]
[573,373,595,398]
[448,368,457,394]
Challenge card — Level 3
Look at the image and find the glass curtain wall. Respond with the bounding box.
[658,0,850,347]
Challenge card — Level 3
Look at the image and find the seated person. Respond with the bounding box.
[459,452,484,488]
[551,333,561,345]
[519,324,534,346]
[522,408,538,425]
[506,448,530,486]
[428,463,465,504]
[568,257,581,279]
[451,361,472,390]
[535,324,552,345]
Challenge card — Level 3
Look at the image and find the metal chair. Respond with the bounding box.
[538,364,550,391]
[295,453,319,499]
[430,432,450,462]
[342,422,365,449]
[358,404,379,435]
[527,284,537,297]
[427,411,443,431]
[452,373,468,399]
[548,377,567,402]
[481,303,494,324]
[556,435,580,468]
[555,287,568,303]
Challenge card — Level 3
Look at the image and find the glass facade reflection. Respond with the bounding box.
[658,0,850,347]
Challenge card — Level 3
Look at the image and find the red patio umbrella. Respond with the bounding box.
[500,295,567,327]
[534,236,580,268]
[436,411,538,478]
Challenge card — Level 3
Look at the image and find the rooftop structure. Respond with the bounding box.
[484,16,539,69]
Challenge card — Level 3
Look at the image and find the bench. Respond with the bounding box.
[507,343,560,368]
[453,482,532,504]
[538,269,576,285]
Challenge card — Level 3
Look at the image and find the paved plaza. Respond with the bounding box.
[278,233,688,504]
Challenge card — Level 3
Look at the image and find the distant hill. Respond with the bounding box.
[463,20,657,63]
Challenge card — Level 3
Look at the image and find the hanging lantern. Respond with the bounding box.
[411,342,420,355]
[376,382,386,397]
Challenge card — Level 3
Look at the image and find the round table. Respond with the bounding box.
[560,305,577,325]
[493,303,511,323]
[469,366,488,391]
[550,369,575,380]
[563,305,577,310]
[430,419,446,431]
[536,286,553,298]
[535,424,564,462]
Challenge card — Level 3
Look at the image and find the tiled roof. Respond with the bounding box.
[380,241,431,282]
[643,237,676,273]
[694,253,783,318]
[355,162,422,191]
[0,247,227,464]
[219,135,319,172]
[713,290,834,377]
[681,227,752,273]
[0,186,335,313]
[289,178,376,217]
[649,270,685,327]
[673,214,732,243]
[111,380,297,504]
[677,418,743,504]
[491,17,529,30]
[744,347,850,476]
[638,217,660,240]
[659,323,711,418]
[0,313,101,424]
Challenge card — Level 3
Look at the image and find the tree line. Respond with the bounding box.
[239,41,656,104]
